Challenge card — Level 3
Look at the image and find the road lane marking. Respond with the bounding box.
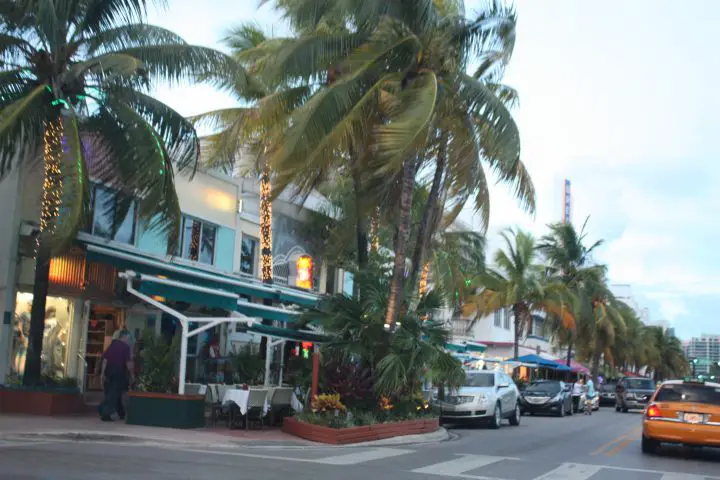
[315,447,414,465]
[590,426,642,456]
[532,463,602,480]
[660,475,709,480]
[412,454,514,476]
[605,434,636,457]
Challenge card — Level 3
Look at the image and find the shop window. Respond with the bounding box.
[10,293,73,381]
[87,184,137,245]
[503,308,511,330]
[175,215,217,265]
[240,235,258,275]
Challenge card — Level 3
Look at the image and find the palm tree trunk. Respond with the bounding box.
[24,119,63,385]
[352,164,368,271]
[408,139,446,293]
[259,164,273,360]
[565,339,573,366]
[591,341,603,385]
[385,158,419,327]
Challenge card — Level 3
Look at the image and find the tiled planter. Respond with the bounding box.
[282,416,439,445]
[126,392,205,429]
[0,387,84,415]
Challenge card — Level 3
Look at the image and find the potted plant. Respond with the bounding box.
[0,373,84,415]
[126,329,205,429]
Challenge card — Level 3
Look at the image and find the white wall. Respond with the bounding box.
[175,170,239,230]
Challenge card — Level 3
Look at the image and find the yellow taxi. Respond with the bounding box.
[642,379,720,454]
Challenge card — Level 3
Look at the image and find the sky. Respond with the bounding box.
[146,0,720,340]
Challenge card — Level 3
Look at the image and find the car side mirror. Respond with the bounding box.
[563,386,571,392]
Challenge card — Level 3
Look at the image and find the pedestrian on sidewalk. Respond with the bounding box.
[584,376,596,415]
[98,330,134,422]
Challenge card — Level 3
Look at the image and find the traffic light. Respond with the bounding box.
[692,358,699,364]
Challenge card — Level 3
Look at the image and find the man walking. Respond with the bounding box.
[98,330,134,422]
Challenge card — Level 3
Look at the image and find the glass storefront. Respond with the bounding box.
[10,293,76,380]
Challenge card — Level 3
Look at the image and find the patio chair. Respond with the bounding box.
[245,388,269,430]
[268,387,293,426]
[205,384,225,427]
[185,383,202,396]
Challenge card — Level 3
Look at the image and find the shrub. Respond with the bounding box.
[312,393,346,413]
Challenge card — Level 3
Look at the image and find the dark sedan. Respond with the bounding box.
[519,380,573,417]
[599,382,617,406]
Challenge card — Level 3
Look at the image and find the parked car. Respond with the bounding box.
[616,376,656,412]
[519,380,573,417]
[433,370,521,429]
[642,379,720,454]
[599,382,617,406]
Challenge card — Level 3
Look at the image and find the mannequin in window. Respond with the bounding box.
[11,301,31,376]
[41,307,58,375]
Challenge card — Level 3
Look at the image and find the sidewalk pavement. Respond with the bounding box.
[0,413,309,448]
[0,414,449,448]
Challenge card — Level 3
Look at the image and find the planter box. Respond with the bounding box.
[0,386,84,415]
[282,416,439,445]
[126,392,205,429]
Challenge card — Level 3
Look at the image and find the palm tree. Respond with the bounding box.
[254,0,534,327]
[0,0,235,384]
[463,228,570,360]
[538,218,604,365]
[573,269,627,384]
[645,326,688,381]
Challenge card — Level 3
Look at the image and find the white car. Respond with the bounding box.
[432,370,521,429]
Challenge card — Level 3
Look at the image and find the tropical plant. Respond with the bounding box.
[644,326,688,381]
[137,329,180,394]
[0,0,235,385]
[302,267,465,398]
[253,0,534,327]
[463,228,570,360]
[538,219,604,365]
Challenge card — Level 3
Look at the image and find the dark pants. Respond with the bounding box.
[572,396,581,412]
[99,373,127,419]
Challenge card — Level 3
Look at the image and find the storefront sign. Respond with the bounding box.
[295,255,313,290]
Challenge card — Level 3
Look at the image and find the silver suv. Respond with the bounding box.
[433,370,521,428]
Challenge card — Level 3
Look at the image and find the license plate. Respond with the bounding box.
[684,413,703,424]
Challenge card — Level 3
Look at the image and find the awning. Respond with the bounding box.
[85,241,319,308]
[243,323,329,344]
[446,341,486,353]
[465,341,487,353]
[132,273,240,311]
[446,342,468,352]
[556,359,591,375]
[236,300,300,323]
[517,354,572,371]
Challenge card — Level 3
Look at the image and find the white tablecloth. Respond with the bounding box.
[291,393,304,412]
[222,389,270,417]
[198,385,207,395]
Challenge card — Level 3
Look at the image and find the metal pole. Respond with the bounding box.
[278,341,285,386]
[264,336,272,387]
[179,319,188,395]
[311,349,320,401]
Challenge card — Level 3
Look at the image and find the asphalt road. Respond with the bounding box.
[1,408,719,479]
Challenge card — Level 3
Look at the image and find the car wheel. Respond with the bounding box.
[490,403,502,429]
[622,407,629,413]
[615,406,621,412]
[568,400,574,416]
[558,402,565,417]
[641,435,659,454]
[509,404,521,426]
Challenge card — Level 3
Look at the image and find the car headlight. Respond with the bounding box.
[552,393,563,402]
[475,394,488,405]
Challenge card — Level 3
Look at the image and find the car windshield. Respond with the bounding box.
[464,373,495,387]
[527,382,561,395]
[625,379,655,390]
[655,384,720,405]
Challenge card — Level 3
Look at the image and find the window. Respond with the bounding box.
[239,235,258,275]
[503,308,511,330]
[655,384,720,405]
[494,311,502,327]
[342,271,354,296]
[88,185,137,244]
[464,372,494,387]
[175,216,217,265]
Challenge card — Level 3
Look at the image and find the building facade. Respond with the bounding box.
[684,334,720,376]
[0,155,351,388]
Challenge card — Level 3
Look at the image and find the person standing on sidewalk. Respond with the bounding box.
[98,330,134,422]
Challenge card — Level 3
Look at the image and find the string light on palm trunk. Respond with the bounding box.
[419,263,430,296]
[38,119,64,255]
[260,165,273,282]
[371,206,380,251]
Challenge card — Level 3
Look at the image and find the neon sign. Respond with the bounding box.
[296,255,313,290]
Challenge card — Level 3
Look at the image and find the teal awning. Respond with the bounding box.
[135,274,239,311]
[236,300,300,323]
[446,343,467,352]
[465,342,487,353]
[85,242,320,311]
[244,323,328,343]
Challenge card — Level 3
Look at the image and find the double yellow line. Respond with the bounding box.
[590,426,643,457]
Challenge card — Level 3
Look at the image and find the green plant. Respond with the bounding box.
[352,411,379,426]
[231,343,265,384]
[312,394,346,413]
[137,329,180,394]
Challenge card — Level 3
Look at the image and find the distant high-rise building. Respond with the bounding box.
[685,334,720,376]
[562,179,572,223]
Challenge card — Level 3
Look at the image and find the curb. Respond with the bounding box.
[328,427,450,447]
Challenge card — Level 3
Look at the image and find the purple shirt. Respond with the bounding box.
[103,340,131,369]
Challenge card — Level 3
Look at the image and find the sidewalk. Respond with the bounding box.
[0,413,311,448]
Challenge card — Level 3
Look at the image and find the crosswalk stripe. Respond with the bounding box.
[412,454,511,476]
[660,474,709,480]
[532,463,602,480]
[315,448,414,465]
